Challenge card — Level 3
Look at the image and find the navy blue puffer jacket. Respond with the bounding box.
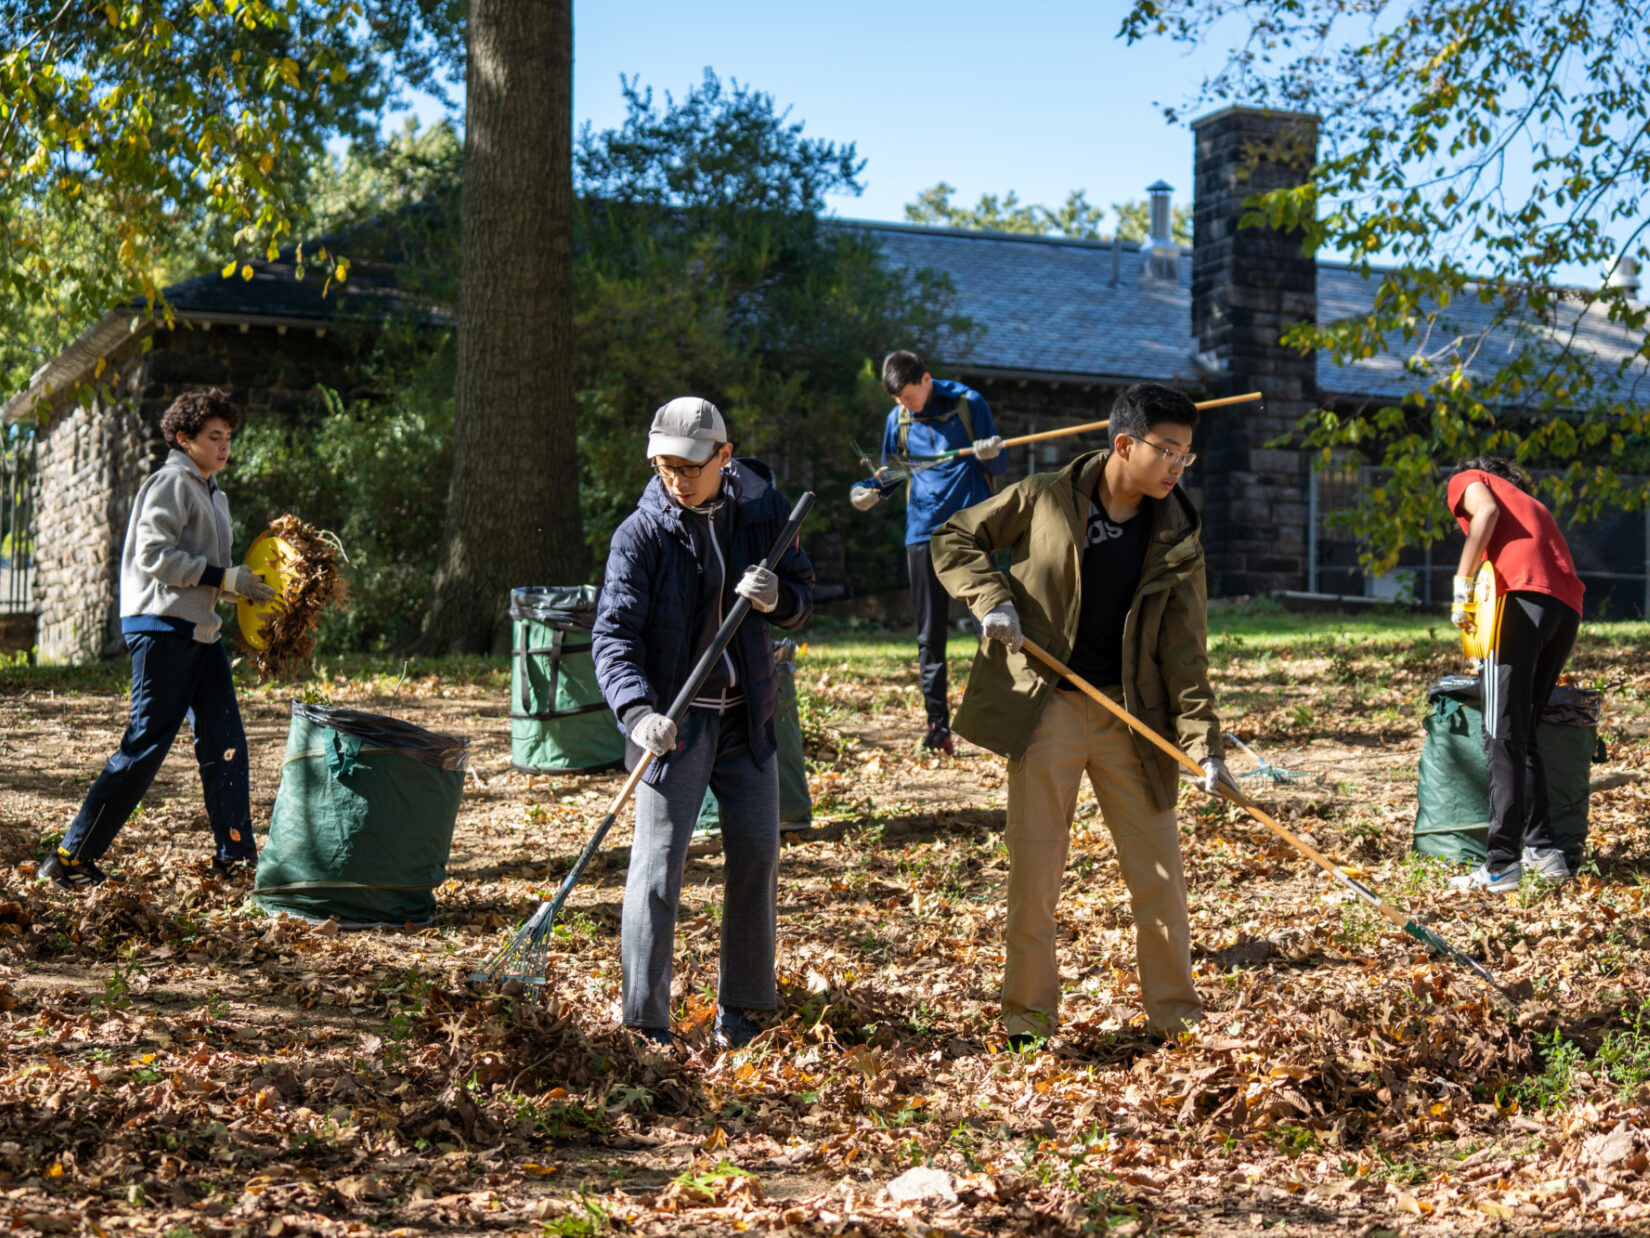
[593,458,815,783]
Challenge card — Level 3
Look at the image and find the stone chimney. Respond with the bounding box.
[1190,106,1320,596]
[1140,180,1180,279]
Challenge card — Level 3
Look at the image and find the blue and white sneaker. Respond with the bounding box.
[1521,847,1573,881]
[1449,863,1521,893]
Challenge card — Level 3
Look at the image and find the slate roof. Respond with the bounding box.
[161,250,423,326]
[1315,264,1648,402]
[846,220,1201,385]
[846,219,1648,404]
[9,214,1643,425]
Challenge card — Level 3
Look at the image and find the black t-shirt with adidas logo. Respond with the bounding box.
[1062,496,1152,691]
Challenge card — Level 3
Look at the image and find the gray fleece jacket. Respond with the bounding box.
[119,449,235,644]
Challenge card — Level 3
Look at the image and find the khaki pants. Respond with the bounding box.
[1002,686,1201,1038]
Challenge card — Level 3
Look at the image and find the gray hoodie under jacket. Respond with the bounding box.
[119,449,235,644]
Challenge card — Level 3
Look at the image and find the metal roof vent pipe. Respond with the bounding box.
[1141,179,1180,280]
[1609,255,1640,298]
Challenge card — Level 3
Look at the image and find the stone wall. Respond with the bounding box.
[1190,106,1320,596]
[32,320,358,663]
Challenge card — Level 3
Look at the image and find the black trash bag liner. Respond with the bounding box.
[1426,675,1602,727]
[509,585,600,631]
[290,702,470,771]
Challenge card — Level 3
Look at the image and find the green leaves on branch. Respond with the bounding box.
[575,71,970,588]
[0,0,461,404]
[1123,0,1650,572]
[904,183,1192,245]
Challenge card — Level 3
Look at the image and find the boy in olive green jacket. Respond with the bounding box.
[932,383,1231,1044]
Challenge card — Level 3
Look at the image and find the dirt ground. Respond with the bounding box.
[2,624,1650,1237]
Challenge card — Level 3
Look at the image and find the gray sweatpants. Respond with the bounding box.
[621,709,779,1029]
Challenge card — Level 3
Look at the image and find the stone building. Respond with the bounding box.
[6,106,1646,660]
[1,253,409,661]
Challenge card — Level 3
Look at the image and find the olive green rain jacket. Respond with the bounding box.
[930,450,1223,812]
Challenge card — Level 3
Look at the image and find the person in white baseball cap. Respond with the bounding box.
[594,396,815,1052]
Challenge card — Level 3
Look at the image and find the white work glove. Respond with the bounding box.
[972,435,1005,462]
[224,565,276,604]
[1450,574,1474,630]
[980,601,1023,653]
[850,484,881,512]
[1201,757,1239,796]
[629,711,678,757]
[735,565,779,613]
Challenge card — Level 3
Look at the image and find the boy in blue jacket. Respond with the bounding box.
[42,388,275,890]
[851,351,1007,754]
[593,397,815,1049]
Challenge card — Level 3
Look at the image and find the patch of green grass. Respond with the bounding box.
[540,1196,609,1237]
[1594,1003,1650,1100]
[1270,1123,1319,1157]
[672,1159,755,1195]
[1394,852,1455,898]
[1502,1027,1585,1112]
[1331,901,1380,951]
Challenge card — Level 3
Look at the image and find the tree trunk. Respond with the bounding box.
[418,0,582,655]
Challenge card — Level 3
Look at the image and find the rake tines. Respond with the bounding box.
[471,902,556,989]
[1224,733,1314,785]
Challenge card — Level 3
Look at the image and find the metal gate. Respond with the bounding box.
[1,429,36,614]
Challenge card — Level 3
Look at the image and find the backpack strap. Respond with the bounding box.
[896,391,972,456]
[893,390,998,493]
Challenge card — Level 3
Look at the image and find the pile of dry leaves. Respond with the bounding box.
[0,621,1647,1236]
[246,514,347,681]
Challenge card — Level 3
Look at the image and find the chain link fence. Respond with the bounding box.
[1310,463,1650,619]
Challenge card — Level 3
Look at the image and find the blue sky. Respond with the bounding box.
[387,3,1633,290]
[401,1,1239,236]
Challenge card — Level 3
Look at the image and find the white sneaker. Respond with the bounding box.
[1449,863,1522,893]
[1522,847,1573,881]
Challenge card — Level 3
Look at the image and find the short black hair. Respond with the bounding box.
[1450,455,1532,495]
[1110,383,1198,445]
[881,350,928,396]
[160,388,243,446]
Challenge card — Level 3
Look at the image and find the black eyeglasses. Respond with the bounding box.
[1138,438,1198,468]
[653,458,719,480]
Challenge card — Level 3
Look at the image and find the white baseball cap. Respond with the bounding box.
[647,397,727,463]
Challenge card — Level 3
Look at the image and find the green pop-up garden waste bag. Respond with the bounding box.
[698,639,812,831]
[510,585,623,774]
[254,703,469,925]
[1413,674,1602,868]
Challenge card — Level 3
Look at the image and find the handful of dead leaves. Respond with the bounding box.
[247,513,348,681]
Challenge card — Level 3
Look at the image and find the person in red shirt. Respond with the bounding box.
[1445,456,1584,892]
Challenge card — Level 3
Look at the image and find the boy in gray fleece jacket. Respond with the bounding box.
[41,389,275,890]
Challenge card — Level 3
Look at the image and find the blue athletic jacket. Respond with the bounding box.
[593,458,814,782]
[860,380,1006,545]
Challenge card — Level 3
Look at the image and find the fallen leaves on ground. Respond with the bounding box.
[0,623,1646,1235]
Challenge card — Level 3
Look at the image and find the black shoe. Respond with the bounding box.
[211,854,258,880]
[1006,1032,1046,1053]
[714,1007,765,1049]
[39,852,109,891]
[922,722,955,757]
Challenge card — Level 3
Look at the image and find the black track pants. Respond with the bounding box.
[906,540,950,727]
[1482,590,1580,871]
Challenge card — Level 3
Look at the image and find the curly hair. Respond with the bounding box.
[160,388,243,447]
[1450,455,1532,495]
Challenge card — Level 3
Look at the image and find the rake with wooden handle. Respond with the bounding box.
[863,391,1265,483]
[1017,636,1517,1008]
[472,492,817,991]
